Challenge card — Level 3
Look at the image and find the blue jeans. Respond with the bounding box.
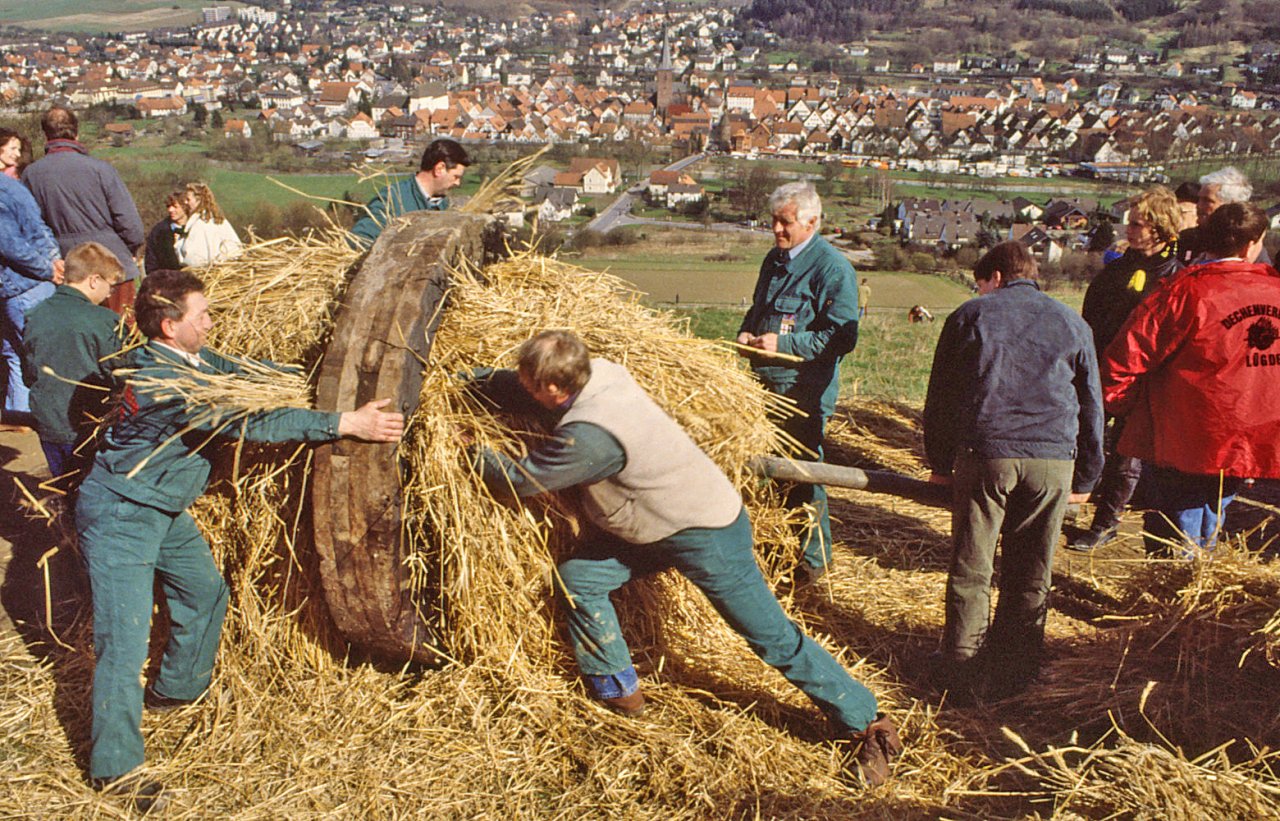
[556,508,879,733]
[1141,464,1242,558]
[77,478,229,779]
[1,281,54,415]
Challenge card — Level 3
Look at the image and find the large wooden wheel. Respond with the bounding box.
[310,211,502,663]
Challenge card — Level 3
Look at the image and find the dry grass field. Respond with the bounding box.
[0,1,244,33]
[1,224,1278,818]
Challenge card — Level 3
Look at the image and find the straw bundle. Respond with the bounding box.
[198,229,361,363]
[399,249,809,677]
[458,145,549,216]
[977,726,1280,819]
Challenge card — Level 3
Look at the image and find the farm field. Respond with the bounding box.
[571,227,976,311]
[0,0,241,32]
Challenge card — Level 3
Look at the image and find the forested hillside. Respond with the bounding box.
[742,0,1279,53]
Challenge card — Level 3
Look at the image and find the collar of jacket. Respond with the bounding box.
[1123,241,1175,265]
[1182,259,1280,279]
[145,339,206,370]
[45,138,88,156]
[54,284,92,303]
[771,235,822,270]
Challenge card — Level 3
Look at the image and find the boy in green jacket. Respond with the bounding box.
[75,269,404,812]
[21,241,125,490]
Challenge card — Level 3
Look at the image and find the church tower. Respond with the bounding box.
[656,27,674,115]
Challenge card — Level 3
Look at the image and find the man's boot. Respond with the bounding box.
[1066,523,1118,553]
[841,714,903,787]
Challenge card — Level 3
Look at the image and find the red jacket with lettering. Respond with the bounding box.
[1102,259,1280,478]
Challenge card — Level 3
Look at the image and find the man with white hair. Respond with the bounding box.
[738,182,860,586]
[1179,166,1271,266]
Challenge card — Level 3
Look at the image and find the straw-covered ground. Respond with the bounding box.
[3,217,1280,819]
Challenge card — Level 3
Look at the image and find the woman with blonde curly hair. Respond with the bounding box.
[1070,185,1183,552]
[177,182,243,267]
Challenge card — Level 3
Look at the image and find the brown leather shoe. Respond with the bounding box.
[843,713,903,786]
[602,690,646,717]
[93,770,168,815]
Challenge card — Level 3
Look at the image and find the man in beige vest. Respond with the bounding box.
[470,330,901,785]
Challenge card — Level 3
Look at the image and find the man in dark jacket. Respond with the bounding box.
[1071,187,1181,552]
[350,138,470,247]
[23,107,145,314]
[924,242,1103,699]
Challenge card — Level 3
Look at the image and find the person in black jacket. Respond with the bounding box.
[143,191,188,274]
[1071,187,1182,552]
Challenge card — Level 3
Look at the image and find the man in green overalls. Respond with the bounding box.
[75,269,404,812]
[738,182,860,585]
[471,331,902,786]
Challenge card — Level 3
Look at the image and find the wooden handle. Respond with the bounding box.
[749,456,951,508]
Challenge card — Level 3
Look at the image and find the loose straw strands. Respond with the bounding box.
[116,354,314,478]
[198,228,362,363]
[965,726,1280,819]
[120,354,313,420]
[1003,543,1280,754]
[459,145,550,215]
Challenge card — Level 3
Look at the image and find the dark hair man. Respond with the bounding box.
[924,241,1103,700]
[1071,186,1182,553]
[1104,202,1280,557]
[736,182,860,587]
[22,106,145,314]
[350,138,471,247]
[1173,181,1200,232]
[469,330,902,786]
[74,269,404,812]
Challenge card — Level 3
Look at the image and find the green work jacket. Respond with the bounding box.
[738,234,859,416]
[87,342,341,513]
[350,175,448,247]
[21,285,124,445]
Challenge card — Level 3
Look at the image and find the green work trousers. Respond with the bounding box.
[76,477,228,780]
[943,453,1072,675]
[556,507,879,734]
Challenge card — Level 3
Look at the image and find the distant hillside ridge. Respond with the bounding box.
[743,0,1268,47]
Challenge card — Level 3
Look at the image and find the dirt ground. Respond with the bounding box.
[0,426,61,638]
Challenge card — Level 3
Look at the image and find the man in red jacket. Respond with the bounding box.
[1103,202,1280,556]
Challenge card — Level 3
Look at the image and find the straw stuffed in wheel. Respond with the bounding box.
[306,208,811,676]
